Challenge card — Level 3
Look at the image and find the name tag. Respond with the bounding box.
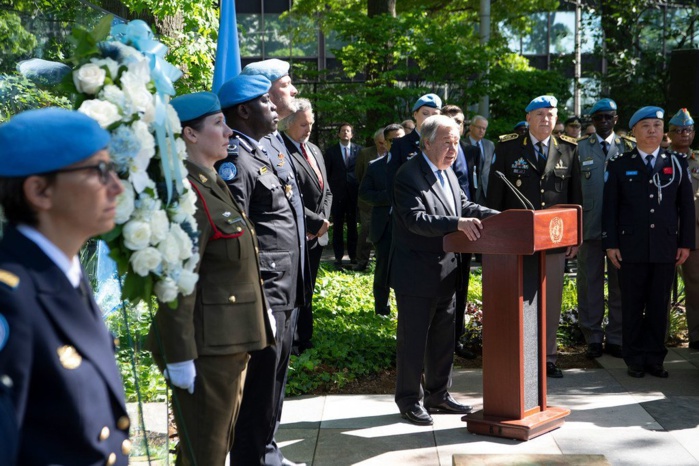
[582,159,594,166]
[663,167,673,175]
[626,170,638,176]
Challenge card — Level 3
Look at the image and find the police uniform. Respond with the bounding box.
[487,103,582,371]
[602,106,695,374]
[577,102,636,354]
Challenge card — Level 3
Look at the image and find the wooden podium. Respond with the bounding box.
[443,205,582,441]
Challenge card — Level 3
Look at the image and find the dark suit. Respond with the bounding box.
[359,156,392,315]
[216,132,304,466]
[487,132,582,364]
[0,226,130,466]
[390,154,497,412]
[324,142,363,262]
[386,130,421,204]
[149,161,272,465]
[355,145,382,267]
[282,133,332,346]
[602,148,695,368]
[0,374,16,465]
[465,137,496,204]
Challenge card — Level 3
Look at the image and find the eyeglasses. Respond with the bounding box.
[670,127,695,134]
[592,114,616,121]
[53,161,119,185]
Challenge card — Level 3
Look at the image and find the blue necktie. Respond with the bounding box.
[436,170,445,187]
[645,154,653,173]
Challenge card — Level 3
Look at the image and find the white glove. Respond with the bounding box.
[268,308,277,337]
[164,360,196,394]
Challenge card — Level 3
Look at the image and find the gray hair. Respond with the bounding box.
[470,115,488,125]
[373,127,385,142]
[278,98,314,132]
[419,115,460,150]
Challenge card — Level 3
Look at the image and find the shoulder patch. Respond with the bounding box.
[0,314,8,351]
[498,133,519,142]
[218,162,237,181]
[559,134,578,145]
[0,270,19,289]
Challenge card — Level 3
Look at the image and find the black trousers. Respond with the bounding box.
[372,227,392,315]
[454,253,472,347]
[618,262,674,367]
[395,292,455,412]
[231,308,299,466]
[295,243,322,345]
[331,194,358,262]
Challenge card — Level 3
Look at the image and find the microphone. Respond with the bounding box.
[495,170,535,210]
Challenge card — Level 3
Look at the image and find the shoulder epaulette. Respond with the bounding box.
[558,134,578,145]
[577,135,589,142]
[498,133,519,142]
[621,135,636,145]
[0,270,19,289]
[236,136,253,153]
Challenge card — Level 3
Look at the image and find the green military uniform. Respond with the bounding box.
[148,160,273,466]
[681,153,699,347]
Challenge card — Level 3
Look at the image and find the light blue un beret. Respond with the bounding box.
[412,93,442,112]
[629,106,664,128]
[0,108,110,177]
[171,92,222,123]
[218,74,272,110]
[525,95,558,112]
[669,108,694,127]
[241,59,290,83]
[590,98,617,114]
[514,121,528,130]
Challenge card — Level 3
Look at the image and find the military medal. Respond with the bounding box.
[277,153,285,167]
[260,166,268,175]
[57,345,82,369]
[516,179,522,187]
[198,174,208,183]
[285,184,293,199]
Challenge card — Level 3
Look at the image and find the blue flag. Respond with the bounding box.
[212,0,241,93]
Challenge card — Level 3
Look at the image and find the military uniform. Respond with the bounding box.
[148,160,272,465]
[386,130,421,203]
[0,226,131,466]
[487,132,582,365]
[602,148,695,368]
[682,153,699,347]
[577,133,635,349]
[217,132,305,466]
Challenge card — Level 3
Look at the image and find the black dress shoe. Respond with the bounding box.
[546,362,563,378]
[604,343,623,358]
[425,395,472,414]
[644,364,669,378]
[586,343,603,359]
[689,341,699,350]
[627,365,645,378]
[401,405,433,426]
[455,343,476,359]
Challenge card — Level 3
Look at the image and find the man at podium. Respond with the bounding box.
[390,115,498,426]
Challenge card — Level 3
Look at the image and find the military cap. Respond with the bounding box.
[241,59,290,83]
[564,116,582,126]
[218,74,272,110]
[0,108,110,177]
[590,98,617,115]
[412,93,442,112]
[525,95,557,112]
[514,121,528,130]
[629,106,664,128]
[669,108,694,127]
[171,92,222,124]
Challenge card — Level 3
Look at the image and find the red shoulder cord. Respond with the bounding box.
[190,182,245,240]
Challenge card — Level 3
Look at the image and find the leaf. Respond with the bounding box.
[91,14,113,43]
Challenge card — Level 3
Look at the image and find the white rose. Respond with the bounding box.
[158,233,181,265]
[130,169,155,194]
[114,180,135,224]
[166,104,182,134]
[78,99,121,129]
[127,86,155,116]
[122,219,151,251]
[132,120,156,158]
[170,223,194,261]
[184,252,200,272]
[100,85,126,111]
[180,189,197,216]
[155,277,178,303]
[90,57,120,80]
[176,269,198,295]
[176,137,187,159]
[130,247,162,277]
[149,209,170,244]
[73,63,106,95]
[126,59,151,85]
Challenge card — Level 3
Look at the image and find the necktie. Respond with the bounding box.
[344,146,349,166]
[436,170,445,187]
[645,154,654,173]
[536,141,546,160]
[302,143,324,190]
[601,141,609,156]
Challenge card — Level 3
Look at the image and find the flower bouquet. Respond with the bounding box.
[66,16,199,307]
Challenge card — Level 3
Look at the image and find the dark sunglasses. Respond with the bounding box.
[592,114,616,121]
[670,127,694,134]
[53,161,119,185]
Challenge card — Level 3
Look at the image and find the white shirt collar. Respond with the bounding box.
[637,147,660,159]
[17,224,82,287]
[529,133,551,148]
[422,152,441,174]
[597,132,615,145]
[469,136,480,146]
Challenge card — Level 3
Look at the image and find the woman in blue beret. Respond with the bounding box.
[0,107,130,465]
[147,92,273,466]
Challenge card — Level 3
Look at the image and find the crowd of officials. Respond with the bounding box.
[0,55,697,465]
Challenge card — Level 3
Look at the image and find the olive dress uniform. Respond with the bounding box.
[487,132,582,365]
[0,226,131,466]
[577,133,634,350]
[602,148,695,369]
[148,160,272,466]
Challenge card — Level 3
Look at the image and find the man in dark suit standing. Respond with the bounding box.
[324,123,363,267]
[359,124,404,315]
[466,115,496,205]
[487,95,582,379]
[280,98,332,354]
[603,106,695,378]
[391,115,498,426]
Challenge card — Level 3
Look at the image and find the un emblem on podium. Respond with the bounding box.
[549,217,564,243]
